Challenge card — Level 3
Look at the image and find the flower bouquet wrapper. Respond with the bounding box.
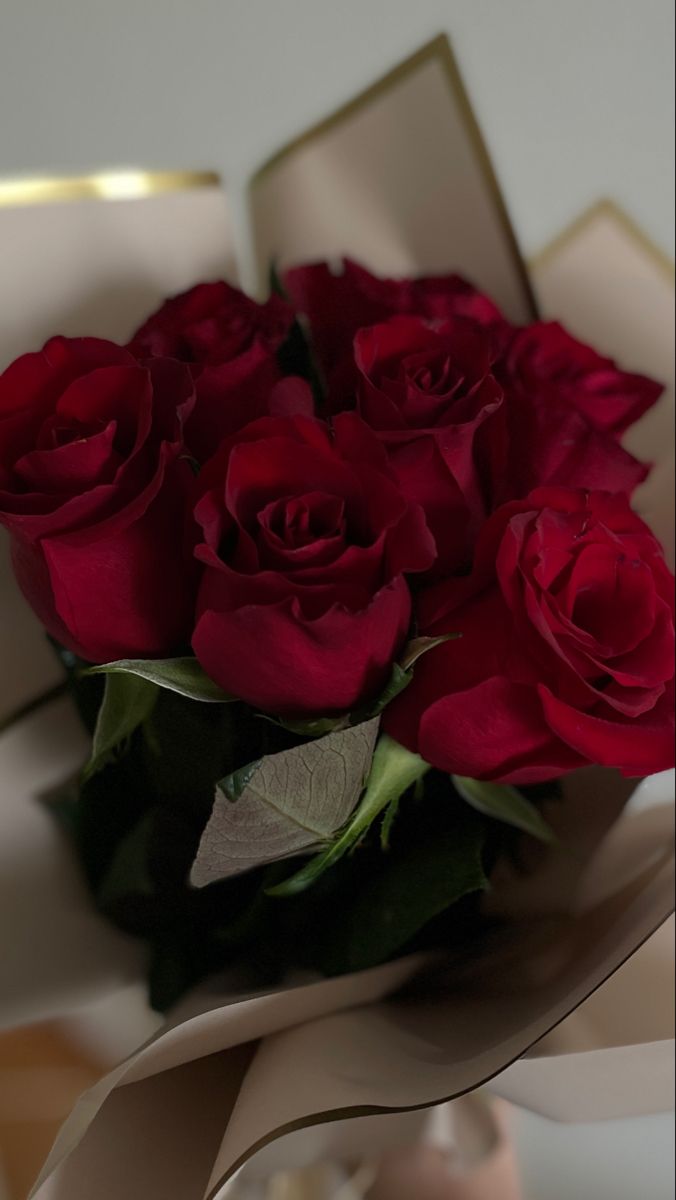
[0,33,672,1200]
[26,760,673,1200]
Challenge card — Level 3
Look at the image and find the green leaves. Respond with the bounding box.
[268,735,431,896]
[453,775,555,843]
[82,658,234,779]
[326,818,487,974]
[86,657,234,703]
[83,673,157,781]
[190,718,380,887]
[97,813,157,911]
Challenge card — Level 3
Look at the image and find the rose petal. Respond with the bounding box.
[540,683,675,776]
[193,576,412,716]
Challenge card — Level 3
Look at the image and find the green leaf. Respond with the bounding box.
[361,663,413,717]
[399,633,459,671]
[380,794,400,851]
[325,817,487,974]
[452,775,555,843]
[97,813,156,911]
[86,657,234,704]
[355,637,459,722]
[190,718,380,887]
[148,934,197,1015]
[277,713,350,737]
[83,673,158,780]
[269,735,431,896]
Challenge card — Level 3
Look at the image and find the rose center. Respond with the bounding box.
[258,492,346,551]
[38,415,110,451]
[406,355,464,398]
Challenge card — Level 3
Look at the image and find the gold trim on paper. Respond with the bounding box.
[529,198,675,282]
[250,34,538,319]
[0,169,221,209]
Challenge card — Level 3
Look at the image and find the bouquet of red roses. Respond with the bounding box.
[0,258,672,1011]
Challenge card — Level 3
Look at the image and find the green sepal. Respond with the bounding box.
[267,735,430,896]
[83,673,158,780]
[85,657,234,704]
[453,775,556,843]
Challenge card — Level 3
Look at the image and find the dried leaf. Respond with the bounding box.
[190,718,380,886]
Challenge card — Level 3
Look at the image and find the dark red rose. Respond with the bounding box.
[492,320,660,503]
[284,258,505,404]
[354,316,505,573]
[495,382,651,503]
[129,282,302,464]
[352,313,650,577]
[191,412,436,716]
[0,337,197,662]
[129,280,293,364]
[503,321,663,438]
[178,356,314,466]
[385,488,675,783]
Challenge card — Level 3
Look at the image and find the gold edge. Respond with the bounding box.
[0,168,221,208]
[433,36,538,319]
[529,198,675,282]
[249,33,538,319]
[204,899,675,1198]
[251,35,449,184]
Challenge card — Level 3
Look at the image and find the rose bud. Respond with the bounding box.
[128,281,302,463]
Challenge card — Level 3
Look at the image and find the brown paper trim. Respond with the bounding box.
[529,198,675,281]
[205,887,674,1197]
[0,169,221,209]
[250,34,538,319]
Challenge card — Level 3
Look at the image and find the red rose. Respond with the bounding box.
[284,258,504,403]
[493,321,659,503]
[0,337,197,662]
[385,488,675,783]
[129,280,293,364]
[129,282,302,463]
[191,412,436,716]
[354,316,505,573]
[352,313,650,576]
[503,322,663,437]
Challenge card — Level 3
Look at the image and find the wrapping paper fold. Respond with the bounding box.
[0,31,673,1200]
[248,36,536,323]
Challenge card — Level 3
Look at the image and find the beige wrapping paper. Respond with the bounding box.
[248,36,536,323]
[530,198,675,566]
[0,33,671,1200]
[0,170,232,366]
